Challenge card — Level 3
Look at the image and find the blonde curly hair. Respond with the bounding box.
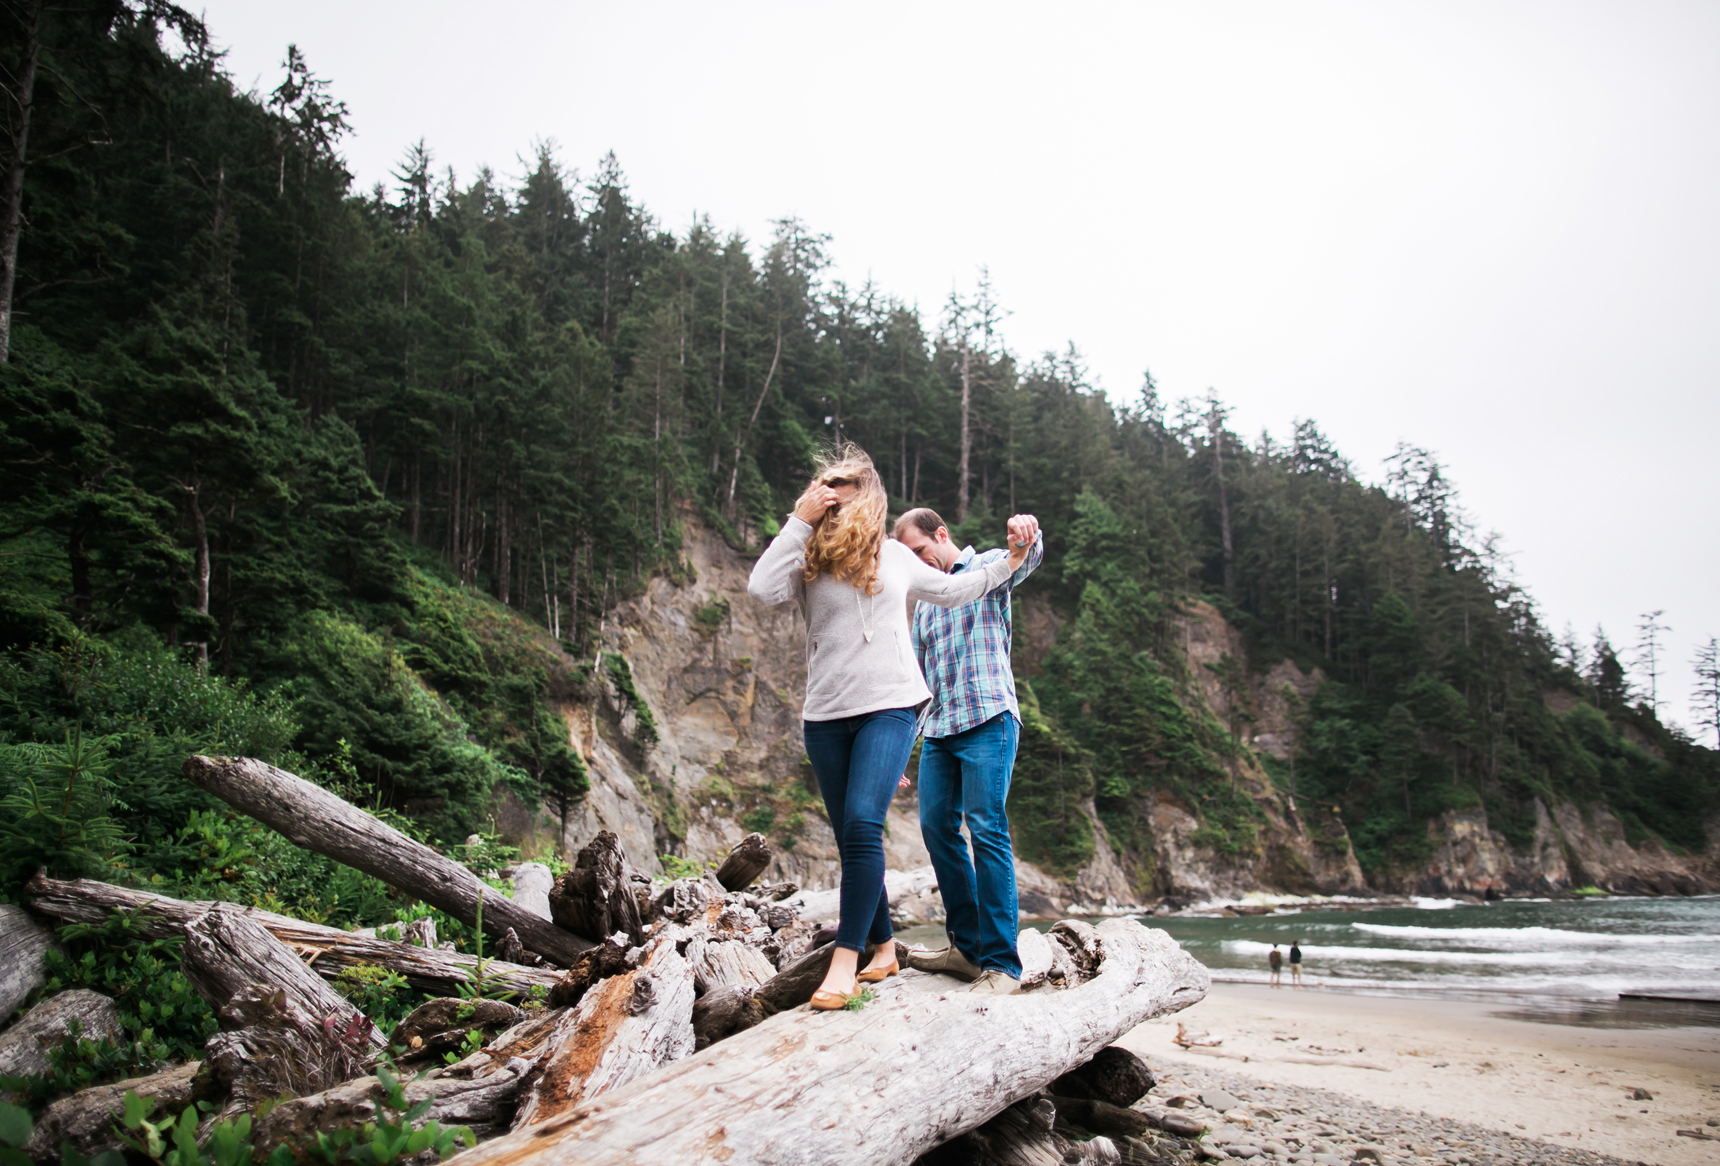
[797,443,887,595]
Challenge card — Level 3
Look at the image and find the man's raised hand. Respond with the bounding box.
[1006,514,1040,569]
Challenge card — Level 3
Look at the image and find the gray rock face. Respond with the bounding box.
[0,904,57,1024]
[0,989,123,1080]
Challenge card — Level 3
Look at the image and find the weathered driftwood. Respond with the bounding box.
[1046,1097,1153,1140]
[1049,1045,1156,1107]
[252,1010,571,1151]
[547,832,644,945]
[0,903,56,1023]
[182,905,385,1050]
[183,755,590,966]
[510,931,695,1130]
[508,863,555,920]
[687,935,776,995]
[23,1061,202,1161]
[394,998,526,1064]
[712,832,771,891]
[184,908,384,1111]
[0,989,122,1081]
[917,1097,1124,1166]
[24,873,560,997]
[442,918,1207,1166]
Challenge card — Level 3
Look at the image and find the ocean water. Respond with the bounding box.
[1147,894,1720,1026]
[898,894,1720,1027]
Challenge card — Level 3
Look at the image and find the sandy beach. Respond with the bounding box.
[1115,982,1720,1166]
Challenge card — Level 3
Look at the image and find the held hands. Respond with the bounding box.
[1005,514,1040,570]
[793,484,842,525]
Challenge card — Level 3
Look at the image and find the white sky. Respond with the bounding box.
[202,0,1720,729]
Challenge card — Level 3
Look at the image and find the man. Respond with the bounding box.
[893,506,1043,996]
[1290,939,1304,987]
[1268,943,1283,988]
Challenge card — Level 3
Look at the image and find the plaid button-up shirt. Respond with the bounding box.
[910,534,1044,739]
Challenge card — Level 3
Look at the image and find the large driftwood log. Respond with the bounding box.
[443,918,1207,1166]
[510,931,695,1129]
[546,832,644,945]
[1,903,57,1023]
[183,755,590,966]
[183,906,384,1110]
[25,873,561,997]
[712,832,771,891]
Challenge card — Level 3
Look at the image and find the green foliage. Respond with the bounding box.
[656,853,707,881]
[0,916,218,1112]
[0,1097,125,1166]
[602,654,658,748]
[0,730,129,889]
[332,967,421,1038]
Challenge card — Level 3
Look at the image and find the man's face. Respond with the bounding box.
[897,524,955,571]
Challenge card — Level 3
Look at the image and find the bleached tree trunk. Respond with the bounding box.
[182,755,592,965]
[444,918,1207,1166]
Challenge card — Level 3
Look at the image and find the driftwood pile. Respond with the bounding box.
[9,754,1211,1166]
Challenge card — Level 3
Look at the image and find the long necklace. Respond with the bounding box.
[855,587,876,643]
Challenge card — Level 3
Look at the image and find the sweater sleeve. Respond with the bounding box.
[747,516,812,607]
[896,541,1015,608]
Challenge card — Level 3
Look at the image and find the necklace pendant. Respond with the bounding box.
[863,630,874,643]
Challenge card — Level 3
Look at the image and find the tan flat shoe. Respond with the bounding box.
[856,957,899,983]
[809,989,850,1011]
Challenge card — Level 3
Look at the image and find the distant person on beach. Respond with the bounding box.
[1290,939,1304,987]
[748,444,1034,1010]
[893,504,1043,997]
[1269,943,1284,987]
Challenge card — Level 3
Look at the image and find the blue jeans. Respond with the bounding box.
[917,712,1022,977]
[802,707,918,954]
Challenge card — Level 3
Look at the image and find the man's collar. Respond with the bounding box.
[950,545,977,573]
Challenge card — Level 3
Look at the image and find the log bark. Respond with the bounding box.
[442,918,1207,1166]
[183,906,384,1110]
[546,832,644,945]
[23,1062,201,1161]
[510,931,695,1130]
[0,903,56,1023]
[25,875,562,998]
[0,989,121,1081]
[712,832,771,891]
[251,1010,571,1151]
[183,755,590,966]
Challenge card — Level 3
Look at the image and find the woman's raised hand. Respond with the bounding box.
[793,483,842,525]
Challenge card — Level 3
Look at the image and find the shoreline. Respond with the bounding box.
[1117,982,1720,1166]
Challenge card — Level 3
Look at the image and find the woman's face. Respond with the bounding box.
[829,481,859,505]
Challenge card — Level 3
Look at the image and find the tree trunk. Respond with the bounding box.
[726,326,783,514]
[183,906,383,1111]
[181,756,593,965]
[1210,415,1233,595]
[440,918,1206,1166]
[186,477,210,668]
[24,872,562,996]
[957,334,971,523]
[0,0,42,364]
[712,832,771,891]
[547,831,644,945]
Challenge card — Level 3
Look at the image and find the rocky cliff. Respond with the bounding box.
[513,517,1715,907]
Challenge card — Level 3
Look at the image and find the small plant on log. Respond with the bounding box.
[841,987,877,1012]
[454,890,515,1004]
[117,1092,270,1166]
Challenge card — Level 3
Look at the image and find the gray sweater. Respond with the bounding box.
[747,515,1015,721]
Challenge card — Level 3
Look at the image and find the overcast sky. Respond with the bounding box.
[201,0,1720,729]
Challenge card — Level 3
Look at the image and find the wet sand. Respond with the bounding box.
[1116,982,1720,1166]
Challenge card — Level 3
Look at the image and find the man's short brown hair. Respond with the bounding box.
[892,507,946,540]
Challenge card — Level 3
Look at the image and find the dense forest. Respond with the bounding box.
[3,0,1717,921]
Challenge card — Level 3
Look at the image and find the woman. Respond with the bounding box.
[748,444,1030,1008]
